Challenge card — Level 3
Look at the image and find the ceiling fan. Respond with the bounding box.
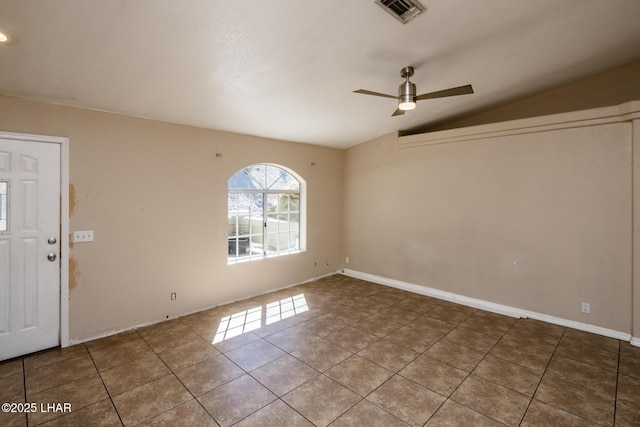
[354,66,474,116]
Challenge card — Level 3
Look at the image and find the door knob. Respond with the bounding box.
[47,253,57,262]
[48,237,57,245]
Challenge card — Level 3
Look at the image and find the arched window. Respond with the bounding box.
[228,164,305,263]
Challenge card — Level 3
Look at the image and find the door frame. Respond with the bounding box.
[0,131,70,348]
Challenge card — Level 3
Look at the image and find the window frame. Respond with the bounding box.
[227,164,305,264]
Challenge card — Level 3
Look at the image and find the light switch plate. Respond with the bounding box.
[73,230,94,242]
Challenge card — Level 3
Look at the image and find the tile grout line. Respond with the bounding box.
[227,324,345,425]
[182,291,343,424]
[339,307,469,426]
[613,341,621,426]
[23,346,111,427]
[382,305,462,424]
[412,309,620,425]
[149,320,271,426]
[241,303,405,426]
[162,318,219,425]
[21,358,28,427]
[254,322,360,426]
[361,305,519,424]
[522,328,607,426]
[324,316,403,422]
[518,326,559,422]
[143,325,209,426]
[340,303,457,424]
[507,320,553,427]
[85,343,126,427]
[432,317,517,426]
[199,310,338,426]
[243,358,318,427]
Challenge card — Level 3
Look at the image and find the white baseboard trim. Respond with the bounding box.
[69,270,341,346]
[343,269,633,343]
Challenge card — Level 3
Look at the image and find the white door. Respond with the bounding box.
[0,138,60,361]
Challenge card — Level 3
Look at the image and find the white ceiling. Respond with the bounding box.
[1,1,640,148]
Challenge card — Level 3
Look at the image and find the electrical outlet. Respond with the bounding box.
[345,257,350,264]
[170,292,176,301]
[581,302,590,314]
[73,230,94,243]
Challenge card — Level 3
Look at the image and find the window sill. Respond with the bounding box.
[227,250,302,265]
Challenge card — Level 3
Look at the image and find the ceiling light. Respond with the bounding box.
[0,32,8,43]
[398,100,416,111]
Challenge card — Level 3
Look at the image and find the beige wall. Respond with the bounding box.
[344,116,634,333]
[0,96,344,341]
[413,60,640,133]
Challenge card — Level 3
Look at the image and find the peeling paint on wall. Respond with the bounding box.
[69,183,77,216]
[69,257,80,290]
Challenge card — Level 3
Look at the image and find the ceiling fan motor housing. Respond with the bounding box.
[398,81,416,103]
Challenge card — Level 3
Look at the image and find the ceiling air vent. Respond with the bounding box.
[375,0,426,24]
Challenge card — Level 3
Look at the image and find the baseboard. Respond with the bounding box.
[343,269,633,343]
[69,270,342,346]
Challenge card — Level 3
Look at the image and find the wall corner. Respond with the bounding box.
[633,118,640,341]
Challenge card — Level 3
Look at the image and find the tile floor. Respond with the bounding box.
[1,274,639,426]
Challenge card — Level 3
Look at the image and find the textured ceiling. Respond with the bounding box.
[1,0,640,148]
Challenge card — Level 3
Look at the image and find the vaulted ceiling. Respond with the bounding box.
[1,0,640,148]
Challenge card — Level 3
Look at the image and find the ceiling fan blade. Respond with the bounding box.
[391,108,405,117]
[353,89,397,99]
[415,84,474,101]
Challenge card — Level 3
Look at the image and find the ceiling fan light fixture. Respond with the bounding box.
[398,100,416,111]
